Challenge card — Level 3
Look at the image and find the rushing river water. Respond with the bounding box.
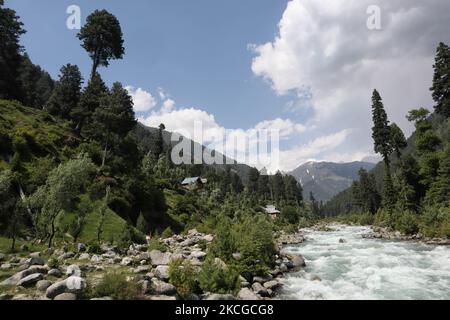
[280,225,450,300]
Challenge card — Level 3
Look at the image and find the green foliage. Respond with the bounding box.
[352,169,381,215]
[280,206,300,225]
[198,257,240,295]
[161,227,173,239]
[92,271,140,300]
[147,238,168,252]
[393,210,419,235]
[420,205,450,238]
[46,64,82,119]
[0,0,26,101]
[78,9,125,78]
[431,42,450,118]
[169,259,199,299]
[47,257,60,269]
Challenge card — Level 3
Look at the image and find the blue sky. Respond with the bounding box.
[7,0,450,171]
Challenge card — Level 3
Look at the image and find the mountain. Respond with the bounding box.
[289,161,376,202]
[133,123,254,184]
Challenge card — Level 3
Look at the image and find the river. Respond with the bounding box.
[280,225,450,300]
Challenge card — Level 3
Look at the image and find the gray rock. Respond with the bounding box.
[66,264,82,277]
[54,293,77,300]
[232,253,242,260]
[289,254,306,269]
[263,280,281,290]
[1,266,48,286]
[253,274,273,283]
[58,252,75,260]
[149,295,177,300]
[46,276,86,299]
[12,294,33,300]
[29,252,41,258]
[0,293,13,300]
[77,243,87,252]
[1,263,12,270]
[205,294,235,300]
[187,229,199,236]
[339,238,346,244]
[28,256,45,266]
[90,297,113,300]
[180,238,197,247]
[154,265,170,281]
[36,280,52,291]
[149,250,171,266]
[17,273,43,287]
[134,265,151,274]
[78,253,90,260]
[151,279,176,295]
[252,282,269,297]
[190,251,207,260]
[238,288,259,300]
[91,255,102,263]
[203,234,214,242]
[279,263,288,272]
[48,269,62,277]
[121,257,133,266]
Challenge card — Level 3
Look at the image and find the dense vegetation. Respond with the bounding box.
[0,2,308,292]
[323,42,450,238]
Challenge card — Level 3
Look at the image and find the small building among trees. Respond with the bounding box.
[262,205,281,220]
[181,177,206,190]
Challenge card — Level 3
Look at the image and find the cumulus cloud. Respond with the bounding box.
[251,0,450,161]
[125,86,157,113]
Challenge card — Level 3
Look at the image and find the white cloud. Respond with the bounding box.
[251,0,450,161]
[139,104,351,172]
[125,86,157,113]
[161,99,175,113]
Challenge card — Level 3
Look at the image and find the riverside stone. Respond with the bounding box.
[17,273,43,287]
[151,279,176,295]
[238,288,259,300]
[150,250,171,266]
[1,266,48,286]
[36,280,52,291]
[46,276,86,299]
[54,293,77,300]
[154,265,170,281]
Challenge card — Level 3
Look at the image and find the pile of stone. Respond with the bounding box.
[0,228,307,301]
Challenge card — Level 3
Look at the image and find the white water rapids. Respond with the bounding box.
[280,225,450,300]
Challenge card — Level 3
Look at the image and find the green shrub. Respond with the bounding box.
[47,257,60,269]
[281,206,300,225]
[198,257,240,295]
[87,242,102,254]
[92,271,140,300]
[420,205,450,238]
[169,259,199,299]
[394,210,419,235]
[147,238,168,252]
[161,227,173,239]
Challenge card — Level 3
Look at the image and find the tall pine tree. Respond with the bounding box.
[371,89,395,208]
[430,42,450,118]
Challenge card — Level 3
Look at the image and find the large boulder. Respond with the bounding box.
[46,276,86,299]
[154,265,170,281]
[151,279,176,295]
[36,280,52,292]
[0,266,48,286]
[66,265,82,277]
[28,256,45,266]
[48,269,62,277]
[149,250,171,266]
[288,254,306,269]
[189,251,207,260]
[263,280,281,290]
[238,288,260,300]
[17,273,43,287]
[120,257,133,266]
[54,293,77,300]
[252,282,269,297]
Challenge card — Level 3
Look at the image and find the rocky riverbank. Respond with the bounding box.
[361,226,450,245]
[0,229,306,301]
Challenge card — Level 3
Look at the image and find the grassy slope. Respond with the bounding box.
[0,100,141,246]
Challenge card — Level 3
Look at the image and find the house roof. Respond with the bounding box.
[263,205,280,214]
[181,177,201,185]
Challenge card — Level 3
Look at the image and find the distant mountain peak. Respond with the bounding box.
[289,161,376,202]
